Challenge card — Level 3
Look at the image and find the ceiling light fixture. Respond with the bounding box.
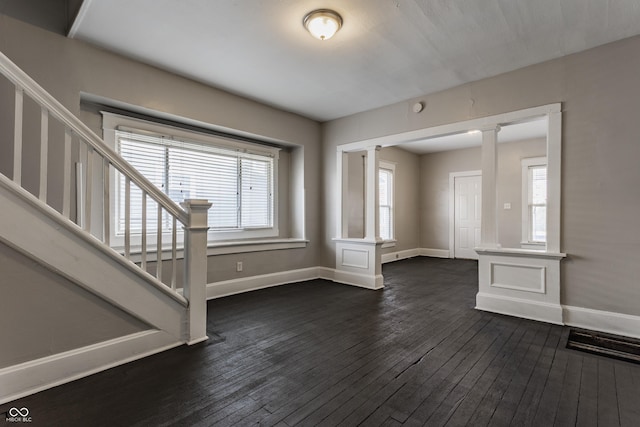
[303,9,343,41]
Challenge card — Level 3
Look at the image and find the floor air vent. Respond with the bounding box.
[567,328,640,364]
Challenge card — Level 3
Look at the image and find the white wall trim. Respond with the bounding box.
[381,248,450,264]
[207,265,388,298]
[332,270,384,290]
[381,248,421,263]
[206,267,321,299]
[0,330,181,405]
[319,266,382,289]
[338,104,561,152]
[476,292,563,325]
[419,248,451,258]
[563,305,640,340]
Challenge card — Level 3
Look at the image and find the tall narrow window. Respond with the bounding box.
[522,157,547,245]
[379,162,395,241]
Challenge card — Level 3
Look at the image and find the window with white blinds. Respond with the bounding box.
[379,162,395,241]
[521,157,547,244]
[114,128,276,237]
[528,165,547,243]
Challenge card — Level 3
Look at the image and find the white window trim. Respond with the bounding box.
[102,112,280,249]
[379,160,395,244]
[521,156,547,247]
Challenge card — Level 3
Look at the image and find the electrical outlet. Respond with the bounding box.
[236,261,243,272]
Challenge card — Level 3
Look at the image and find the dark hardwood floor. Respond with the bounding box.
[3,257,640,426]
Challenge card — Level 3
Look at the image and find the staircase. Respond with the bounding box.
[0,51,211,404]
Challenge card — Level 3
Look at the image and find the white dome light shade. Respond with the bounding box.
[303,9,343,41]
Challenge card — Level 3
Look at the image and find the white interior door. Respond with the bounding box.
[454,174,482,259]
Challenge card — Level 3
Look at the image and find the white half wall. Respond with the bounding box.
[476,248,565,325]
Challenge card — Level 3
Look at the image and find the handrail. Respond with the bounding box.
[0,50,210,343]
[0,51,188,225]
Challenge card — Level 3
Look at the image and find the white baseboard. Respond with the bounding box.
[476,292,564,325]
[563,305,640,340]
[0,330,181,405]
[209,249,454,299]
[419,248,451,258]
[319,267,383,290]
[207,267,320,299]
[332,270,384,290]
[207,266,386,298]
[381,248,450,264]
[381,248,421,264]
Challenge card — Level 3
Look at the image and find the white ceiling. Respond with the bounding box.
[70,0,640,122]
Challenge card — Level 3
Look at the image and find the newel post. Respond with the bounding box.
[181,199,212,345]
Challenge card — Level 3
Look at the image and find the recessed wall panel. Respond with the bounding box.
[341,248,369,269]
[491,263,546,293]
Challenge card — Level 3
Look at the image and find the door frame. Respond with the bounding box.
[449,170,482,259]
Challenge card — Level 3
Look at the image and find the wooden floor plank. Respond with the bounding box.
[509,325,563,426]
[465,322,546,425]
[441,319,529,427]
[422,318,526,426]
[615,363,640,427]
[2,258,640,427]
[485,324,551,425]
[597,360,621,427]
[552,351,583,427]
[530,333,570,426]
[402,317,515,425]
[576,355,599,427]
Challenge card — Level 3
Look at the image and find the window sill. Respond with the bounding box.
[520,241,546,250]
[206,238,308,255]
[475,246,566,260]
[117,238,309,262]
[381,240,397,249]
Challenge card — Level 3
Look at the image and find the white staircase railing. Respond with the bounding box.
[0,51,210,344]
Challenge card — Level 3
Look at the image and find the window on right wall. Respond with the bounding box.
[379,161,395,241]
[521,157,547,247]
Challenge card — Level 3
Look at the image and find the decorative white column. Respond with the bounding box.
[333,145,383,290]
[336,149,349,238]
[546,111,562,253]
[364,146,381,241]
[480,126,500,248]
[181,199,212,345]
[475,106,566,326]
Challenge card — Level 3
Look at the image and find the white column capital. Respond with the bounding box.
[181,199,212,230]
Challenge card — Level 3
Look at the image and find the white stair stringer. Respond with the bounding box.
[0,330,182,405]
[0,174,189,342]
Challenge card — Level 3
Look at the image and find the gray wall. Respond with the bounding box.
[323,35,640,317]
[0,0,72,35]
[0,242,147,368]
[0,14,323,285]
[416,138,546,252]
[496,138,546,249]
[346,151,365,238]
[344,146,420,253]
[419,147,481,251]
[380,147,420,254]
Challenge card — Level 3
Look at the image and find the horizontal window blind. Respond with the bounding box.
[528,165,547,242]
[115,130,274,236]
[379,168,393,240]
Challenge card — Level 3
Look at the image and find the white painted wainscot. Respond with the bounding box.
[333,238,384,290]
[475,248,566,325]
